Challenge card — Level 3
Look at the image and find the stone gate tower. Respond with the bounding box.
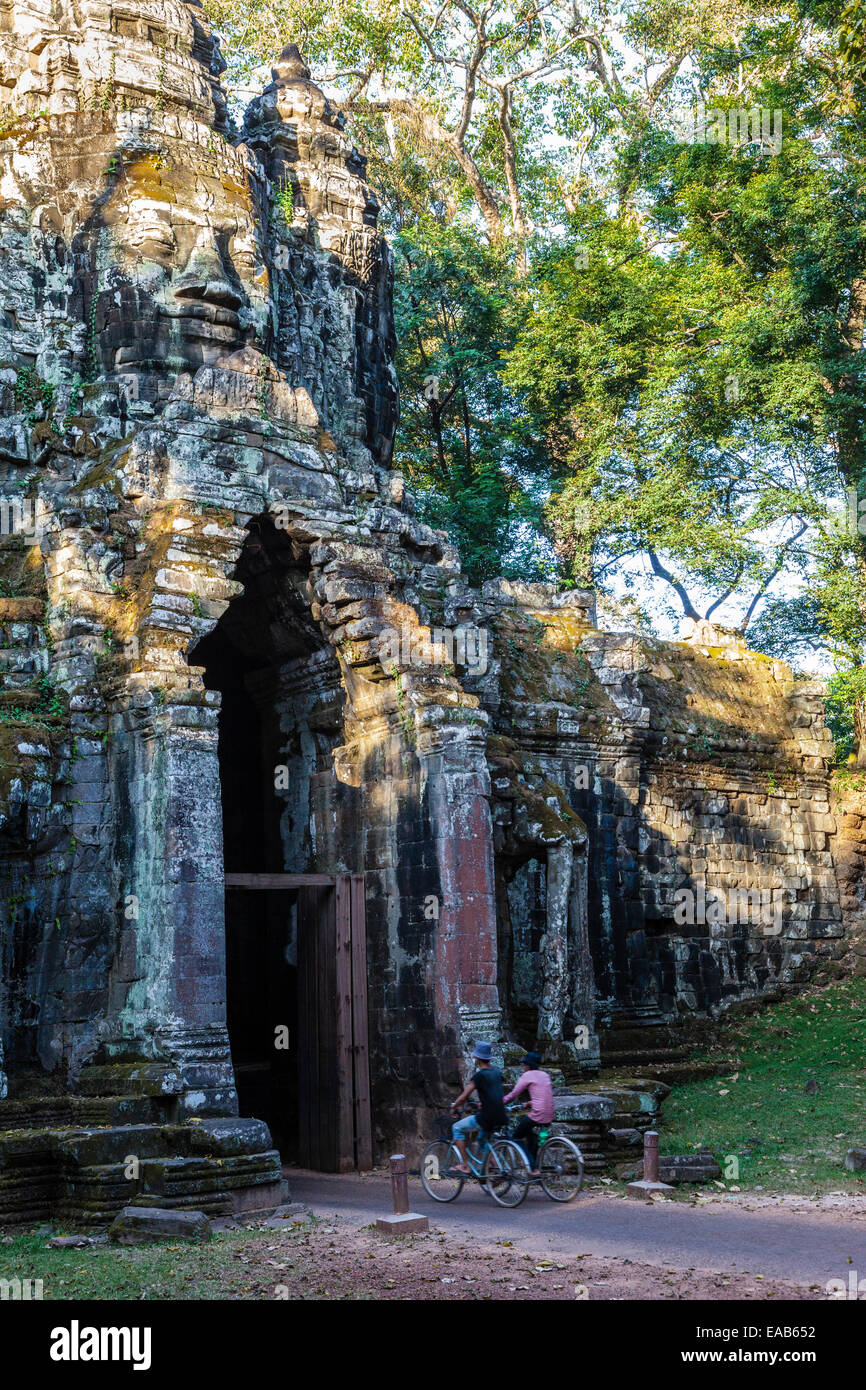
[0,0,570,1216]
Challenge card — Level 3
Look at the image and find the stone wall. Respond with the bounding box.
[0,0,857,1194]
[827,773,866,980]
[467,589,847,1046]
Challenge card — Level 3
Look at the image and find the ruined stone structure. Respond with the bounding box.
[471,602,848,1051]
[0,0,857,1219]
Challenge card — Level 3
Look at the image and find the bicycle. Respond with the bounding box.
[503,1105,585,1202]
[420,1107,530,1208]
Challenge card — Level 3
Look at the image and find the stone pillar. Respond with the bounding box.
[537,841,572,1043]
[421,714,501,1059]
[568,842,601,1070]
[104,677,237,1116]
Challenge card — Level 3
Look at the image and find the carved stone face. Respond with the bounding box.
[93,146,271,381]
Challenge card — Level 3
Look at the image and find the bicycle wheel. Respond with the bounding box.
[483,1139,530,1208]
[538,1135,584,1202]
[420,1140,465,1202]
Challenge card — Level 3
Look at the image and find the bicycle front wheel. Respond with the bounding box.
[420,1140,465,1202]
[483,1139,530,1207]
[539,1135,584,1201]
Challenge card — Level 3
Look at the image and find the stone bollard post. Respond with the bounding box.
[390,1153,410,1215]
[625,1129,674,1200]
[643,1131,660,1183]
[375,1154,429,1236]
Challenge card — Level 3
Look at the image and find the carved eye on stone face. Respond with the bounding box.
[122,207,178,266]
[228,233,260,276]
[134,224,178,264]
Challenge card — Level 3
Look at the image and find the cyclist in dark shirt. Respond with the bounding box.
[449,1041,508,1174]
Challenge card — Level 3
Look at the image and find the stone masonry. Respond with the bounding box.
[0,0,857,1214]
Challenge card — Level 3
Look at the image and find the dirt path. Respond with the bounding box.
[287,1171,866,1292]
[237,1216,820,1300]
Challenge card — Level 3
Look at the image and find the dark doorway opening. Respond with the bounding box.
[190,516,369,1170]
[223,886,299,1157]
[499,857,546,1046]
[225,874,372,1172]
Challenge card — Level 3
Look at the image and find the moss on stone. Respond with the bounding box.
[492,610,607,711]
[487,729,586,843]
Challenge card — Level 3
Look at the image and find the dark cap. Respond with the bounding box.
[521,1052,542,1068]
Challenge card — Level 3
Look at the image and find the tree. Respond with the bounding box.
[393,219,553,582]
[208,1,866,752]
[505,4,866,755]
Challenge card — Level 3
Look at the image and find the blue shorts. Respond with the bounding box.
[452,1114,484,1142]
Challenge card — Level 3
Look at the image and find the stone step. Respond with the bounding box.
[0,1117,283,1224]
[547,1094,614,1176]
[55,1151,284,1225]
[601,1047,693,1066]
[0,1094,171,1129]
[600,1024,683,1051]
[600,1059,727,1086]
[75,1064,184,1099]
[0,1163,58,1224]
[56,1125,184,1166]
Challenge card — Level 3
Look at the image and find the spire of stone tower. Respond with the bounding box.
[272,42,311,81]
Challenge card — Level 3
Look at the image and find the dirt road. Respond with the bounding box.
[288,1171,866,1292]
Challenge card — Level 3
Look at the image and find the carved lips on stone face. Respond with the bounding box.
[97,152,271,381]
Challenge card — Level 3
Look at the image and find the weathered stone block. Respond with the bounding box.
[109,1206,212,1244]
[634,1153,722,1183]
[186,1117,272,1156]
[376,1212,429,1236]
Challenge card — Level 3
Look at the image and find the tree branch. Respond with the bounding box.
[647,548,700,620]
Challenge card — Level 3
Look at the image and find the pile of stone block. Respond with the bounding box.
[0,1068,284,1225]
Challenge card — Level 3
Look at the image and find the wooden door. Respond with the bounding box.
[297,885,337,1170]
[297,876,371,1171]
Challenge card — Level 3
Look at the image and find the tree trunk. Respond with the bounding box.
[498,85,528,275]
[855,697,866,768]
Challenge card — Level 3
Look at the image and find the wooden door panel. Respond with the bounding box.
[297,885,338,1171]
[268,876,370,1173]
[349,874,373,1171]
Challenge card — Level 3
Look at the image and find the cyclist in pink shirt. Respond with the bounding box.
[503,1052,555,1175]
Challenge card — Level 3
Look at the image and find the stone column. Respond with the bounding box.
[104,676,237,1117]
[537,841,572,1043]
[568,843,600,1069]
[421,713,502,1059]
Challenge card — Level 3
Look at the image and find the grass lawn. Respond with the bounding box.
[657,977,866,1193]
[0,1225,285,1300]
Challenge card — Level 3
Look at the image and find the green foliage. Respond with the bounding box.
[255,353,271,421]
[825,668,866,763]
[388,661,415,746]
[62,374,84,429]
[0,675,66,729]
[393,221,552,584]
[271,178,294,229]
[91,55,116,113]
[507,97,866,611]
[659,979,866,1194]
[14,368,56,428]
[154,44,167,112]
[85,300,99,380]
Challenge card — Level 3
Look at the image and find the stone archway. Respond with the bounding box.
[190,513,351,1164]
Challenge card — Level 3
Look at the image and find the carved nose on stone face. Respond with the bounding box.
[173,229,247,313]
[174,277,244,311]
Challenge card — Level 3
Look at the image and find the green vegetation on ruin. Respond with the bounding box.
[657,978,866,1195]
